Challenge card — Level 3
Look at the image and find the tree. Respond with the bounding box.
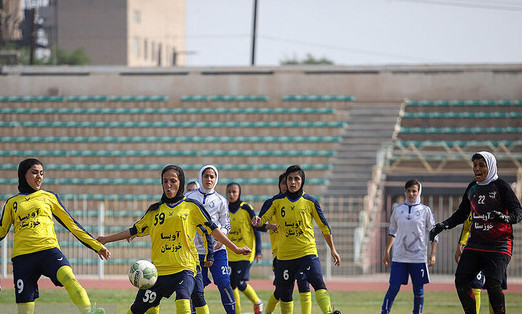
[280,53,334,65]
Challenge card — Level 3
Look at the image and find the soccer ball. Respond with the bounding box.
[128,260,158,289]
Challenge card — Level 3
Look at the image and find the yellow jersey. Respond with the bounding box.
[259,192,332,261]
[0,190,103,258]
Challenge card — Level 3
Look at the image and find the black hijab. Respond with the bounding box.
[18,158,43,194]
[285,165,305,200]
[227,182,242,213]
[160,165,185,204]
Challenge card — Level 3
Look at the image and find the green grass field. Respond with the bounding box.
[1,288,522,313]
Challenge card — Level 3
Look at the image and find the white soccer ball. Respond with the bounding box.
[128,260,158,289]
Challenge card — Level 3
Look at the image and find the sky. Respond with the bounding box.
[185,0,522,67]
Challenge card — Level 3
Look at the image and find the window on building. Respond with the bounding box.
[151,42,156,61]
[134,37,141,58]
[144,39,148,60]
[133,10,141,23]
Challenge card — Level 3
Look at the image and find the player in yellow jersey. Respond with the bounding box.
[226,182,264,314]
[252,165,341,314]
[97,165,251,314]
[264,173,312,314]
[0,158,110,314]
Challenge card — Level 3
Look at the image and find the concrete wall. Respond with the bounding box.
[1,64,521,100]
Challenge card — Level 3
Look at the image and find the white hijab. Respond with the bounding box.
[404,181,422,206]
[199,164,219,194]
[475,151,498,185]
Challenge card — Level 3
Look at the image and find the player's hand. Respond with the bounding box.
[265,223,278,233]
[251,216,262,227]
[428,254,436,267]
[255,254,262,263]
[488,210,511,223]
[234,246,252,255]
[331,250,341,267]
[98,246,111,260]
[126,235,136,243]
[429,221,448,241]
[455,243,464,263]
[214,241,224,250]
[383,251,391,267]
[204,260,214,267]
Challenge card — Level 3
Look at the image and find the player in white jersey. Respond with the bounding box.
[381,179,438,314]
[185,165,236,314]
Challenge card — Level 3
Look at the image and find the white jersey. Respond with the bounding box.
[185,188,230,254]
[388,202,436,263]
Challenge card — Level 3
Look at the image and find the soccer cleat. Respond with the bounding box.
[328,311,341,314]
[254,300,263,314]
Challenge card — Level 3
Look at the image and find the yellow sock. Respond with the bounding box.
[472,288,481,313]
[145,305,159,313]
[315,289,332,314]
[233,288,241,314]
[175,299,191,314]
[266,292,279,313]
[242,284,261,304]
[56,266,91,313]
[17,302,35,314]
[300,292,312,314]
[195,304,210,314]
[280,300,294,314]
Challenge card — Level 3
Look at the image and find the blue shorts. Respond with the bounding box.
[12,248,71,303]
[389,262,430,286]
[131,270,195,314]
[275,255,326,302]
[229,260,252,287]
[199,249,231,287]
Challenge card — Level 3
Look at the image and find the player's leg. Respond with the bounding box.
[209,250,236,314]
[470,270,486,313]
[455,250,484,314]
[12,253,40,314]
[296,271,311,314]
[191,265,210,314]
[409,263,430,314]
[299,255,333,314]
[381,262,408,314]
[266,258,280,314]
[235,261,263,314]
[483,252,510,314]
[275,258,298,314]
[229,262,241,314]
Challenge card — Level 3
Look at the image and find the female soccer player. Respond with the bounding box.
[0,158,110,314]
[381,179,438,314]
[97,165,251,314]
[226,182,264,314]
[264,173,312,314]
[252,165,341,314]
[185,165,237,314]
[430,151,522,314]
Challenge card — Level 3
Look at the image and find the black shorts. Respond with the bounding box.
[12,248,71,303]
[455,249,510,289]
[229,260,252,284]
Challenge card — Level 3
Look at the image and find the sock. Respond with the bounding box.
[17,302,35,314]
[472,288,481,313]
[280,301,294,314]
[56,266,91,313]
[315,289,332,314]
[242,284,261,304]
[300,292,312,314]
[266,292,279,313]
[176,299,191,314]
[195,305,210,314]
[144,306,159,314]
[218,285,236,314]
[233,288,241,314]
[413,284,424,314]
[381,282,401,314]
